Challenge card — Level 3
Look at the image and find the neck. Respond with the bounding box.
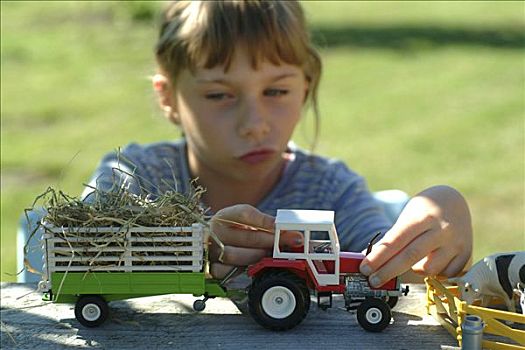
[187,154,285,213]
[202,176,276,212]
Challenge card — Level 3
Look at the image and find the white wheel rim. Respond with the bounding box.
[82,303,101,322]
[261,286,296,319]
[365,307,383,324]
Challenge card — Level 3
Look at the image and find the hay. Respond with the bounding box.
[39,182,206,228]
[24,168,224,274]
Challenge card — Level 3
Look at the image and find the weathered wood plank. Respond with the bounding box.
[1,283,457,349]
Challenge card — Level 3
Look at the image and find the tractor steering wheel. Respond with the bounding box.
[314,242,331,253]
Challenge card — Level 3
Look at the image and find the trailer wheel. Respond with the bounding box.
[193,299,206,312]
[75,295,109,327]
[356,298,391,332]
[248,271,309,331]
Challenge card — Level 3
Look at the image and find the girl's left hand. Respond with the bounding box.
[360,185,473,287]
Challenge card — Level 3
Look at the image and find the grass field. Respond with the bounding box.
[1,1,524,282]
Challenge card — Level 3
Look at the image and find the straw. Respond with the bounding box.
[24,162,216,272]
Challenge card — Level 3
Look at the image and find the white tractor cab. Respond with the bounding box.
[273,209,340,286]
[247,209,408,332]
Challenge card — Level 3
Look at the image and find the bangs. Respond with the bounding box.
[158,1,310,76]
[193,1,309,71]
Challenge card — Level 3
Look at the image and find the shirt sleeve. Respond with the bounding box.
[329,163,393,252]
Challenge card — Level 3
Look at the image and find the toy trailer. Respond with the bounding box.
[247,209,409,332]
[38,223,227,327]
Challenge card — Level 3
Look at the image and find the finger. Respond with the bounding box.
[210,205,278,248]
[211,222,302,249]
[360,214,436,276]
[214,204,276,231]
[279,230,304,248]
[367,228,443,288]
[209,244,269,266]
[212,227,275,249]
[440,252,471,277]
[411,247,457,276]
[210,262,239,279]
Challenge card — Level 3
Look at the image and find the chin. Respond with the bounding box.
[243,160,283,179]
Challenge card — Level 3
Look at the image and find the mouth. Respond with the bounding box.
[238,149,276,165]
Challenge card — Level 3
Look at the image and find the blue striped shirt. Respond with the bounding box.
[82,140,392,252]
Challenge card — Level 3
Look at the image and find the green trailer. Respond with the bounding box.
[39,223,229,327]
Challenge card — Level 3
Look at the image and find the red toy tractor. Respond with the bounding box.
[247,209,409,332]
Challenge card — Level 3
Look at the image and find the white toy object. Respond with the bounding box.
[514,283,525,315]
[449,251,525,313]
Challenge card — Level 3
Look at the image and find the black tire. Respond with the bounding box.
[248,271,310,331]
[385,295,399,309]
[356,298,391,332]
[193,299,206,312]
[75,295,109,328]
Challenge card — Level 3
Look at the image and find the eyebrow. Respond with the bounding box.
[195,72,300,84]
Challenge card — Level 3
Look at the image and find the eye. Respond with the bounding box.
[205,92,233,101]
[264,89,288,97]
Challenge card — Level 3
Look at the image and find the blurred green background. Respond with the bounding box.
[1,1,524,281]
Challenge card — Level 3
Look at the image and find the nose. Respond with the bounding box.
[237,97,270,142]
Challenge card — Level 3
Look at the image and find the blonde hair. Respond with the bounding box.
[155,0,322,146]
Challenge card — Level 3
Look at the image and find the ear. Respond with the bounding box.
[152,73,179,124]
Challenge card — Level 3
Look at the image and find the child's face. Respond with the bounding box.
[169,47,309,183]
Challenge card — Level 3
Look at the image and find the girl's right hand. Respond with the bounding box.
[209,204,303,279]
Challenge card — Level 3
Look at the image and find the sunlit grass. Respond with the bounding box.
[1,1,524,281]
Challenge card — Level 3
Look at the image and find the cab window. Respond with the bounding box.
[310,230,332,254]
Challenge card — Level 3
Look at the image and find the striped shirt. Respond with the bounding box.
[82,139,392,252]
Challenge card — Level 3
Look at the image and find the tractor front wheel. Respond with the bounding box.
[384,295,399,309]
[75,295,109,327]
[356,298,391,332]
[248,271,310,331]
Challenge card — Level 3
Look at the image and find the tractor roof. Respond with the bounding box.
[275,209,335,225]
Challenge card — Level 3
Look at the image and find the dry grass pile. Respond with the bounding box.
[24,176,215,272]
[39,183,206,228]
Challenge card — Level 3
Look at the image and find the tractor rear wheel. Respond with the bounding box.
[248,271,310,331]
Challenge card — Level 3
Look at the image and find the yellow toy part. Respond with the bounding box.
[425,277,525,350]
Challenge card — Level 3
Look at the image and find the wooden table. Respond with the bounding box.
[1,282,459,349]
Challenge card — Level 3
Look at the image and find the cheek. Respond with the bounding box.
[283,106,303,137]
[179,108,236,152]
[270,100,303,129]
[176,97,213,134]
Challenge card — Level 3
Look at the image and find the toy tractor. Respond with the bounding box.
[246,209,409,332]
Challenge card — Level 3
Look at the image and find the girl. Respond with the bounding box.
[83,0,472,287]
